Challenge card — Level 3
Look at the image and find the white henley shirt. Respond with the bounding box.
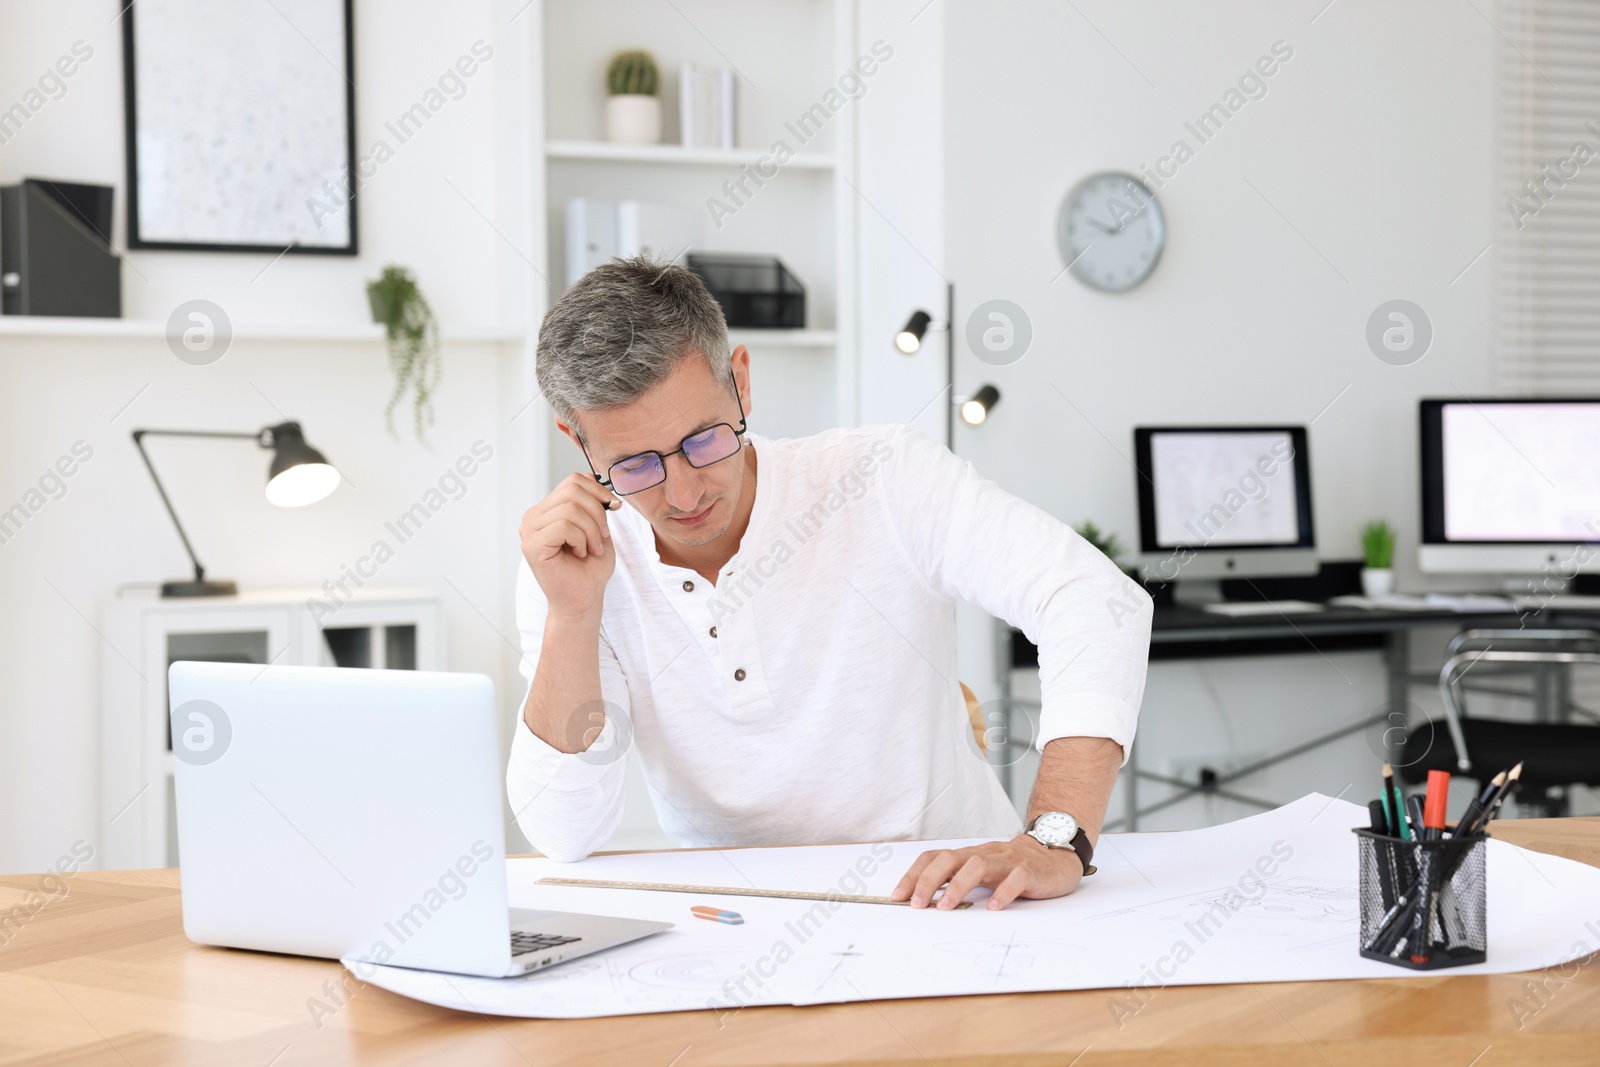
[507,423,1151,861]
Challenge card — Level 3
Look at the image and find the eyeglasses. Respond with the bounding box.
[584,377,749,497]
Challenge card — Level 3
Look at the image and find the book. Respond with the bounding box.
[716,68,735,149]
[678,61,698,147]
[678,62,736,149]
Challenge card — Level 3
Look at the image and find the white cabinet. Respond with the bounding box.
[100,589,443,869]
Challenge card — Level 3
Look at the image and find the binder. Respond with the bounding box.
[1,178,121,318]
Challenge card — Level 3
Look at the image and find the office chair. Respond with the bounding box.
[961,682,987,755]
[1398,628,1600,816]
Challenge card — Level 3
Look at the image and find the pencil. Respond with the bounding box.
[1454,769,1505,838]
[1482,761,1523,825]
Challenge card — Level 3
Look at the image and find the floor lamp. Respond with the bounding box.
[895,282,1001,448]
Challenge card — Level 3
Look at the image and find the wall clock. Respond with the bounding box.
[1057,172,1165,292]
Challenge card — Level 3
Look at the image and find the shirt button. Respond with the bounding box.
[682,580,694,592]
[709,626,718,638]
[734,668,746,681]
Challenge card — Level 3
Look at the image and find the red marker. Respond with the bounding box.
[1423,770,1450,841]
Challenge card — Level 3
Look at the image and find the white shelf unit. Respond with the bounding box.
[100,588,444,869]
[728,328,837,348]
[0,316,524,343]
[536,0,859,452]
[546,140,835,170]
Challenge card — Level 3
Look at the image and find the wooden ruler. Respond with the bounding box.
[536,876,975,909]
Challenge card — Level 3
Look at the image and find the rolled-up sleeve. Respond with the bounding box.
[875,425,1151,761]
[505,560,632,860]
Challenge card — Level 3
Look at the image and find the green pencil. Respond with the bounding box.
[1383,763,1412,841]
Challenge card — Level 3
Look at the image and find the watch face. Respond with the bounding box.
[1032,811,1079,847]
[1058,171,1165,292]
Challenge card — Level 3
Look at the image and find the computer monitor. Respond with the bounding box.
[1134,426,1316,600]
[1419,398,1600,576]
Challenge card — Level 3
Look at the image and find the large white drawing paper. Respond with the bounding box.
[348,795,1600,1018]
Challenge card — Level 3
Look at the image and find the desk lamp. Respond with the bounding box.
[131,422,340,597]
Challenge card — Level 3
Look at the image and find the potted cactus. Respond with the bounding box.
[1361,520,1396,597]
[605,49,661,144]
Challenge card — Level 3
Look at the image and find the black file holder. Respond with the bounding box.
[1,178,121,318]
[686,253,805,329]
[1355,828,1487,970]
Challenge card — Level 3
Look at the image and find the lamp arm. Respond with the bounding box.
[130,429,262,584]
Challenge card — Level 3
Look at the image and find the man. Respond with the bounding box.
[510,257,1150,910]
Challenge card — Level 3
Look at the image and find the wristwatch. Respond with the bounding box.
[1024,811,1096,876]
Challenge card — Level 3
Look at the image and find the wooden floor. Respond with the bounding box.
[0,819,1596,1066]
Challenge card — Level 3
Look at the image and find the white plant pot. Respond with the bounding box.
[605,95,661,144]
[1361,568,1395,597]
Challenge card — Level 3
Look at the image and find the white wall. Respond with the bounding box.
[0,0,517,329]
[0,0,544,872]
[3,0,1573,871]
[942,1,1505,824]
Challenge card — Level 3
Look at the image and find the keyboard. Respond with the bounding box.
[1199,599,1326,617]
[510,931,582,956]
[1514,594,1600,611]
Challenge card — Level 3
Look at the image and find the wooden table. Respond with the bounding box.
[3,820,1598,1066]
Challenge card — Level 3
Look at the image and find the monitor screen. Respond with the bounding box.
[1134,427,1314,552]
[1422,399,1600,544]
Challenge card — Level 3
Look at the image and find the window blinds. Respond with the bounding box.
[1494,0,1600,392]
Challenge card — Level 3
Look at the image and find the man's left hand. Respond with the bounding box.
[889,835,1083,911]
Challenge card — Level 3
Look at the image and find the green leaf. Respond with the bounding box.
[365,264,440,444]
[1360,520,1395,569]
[607,49,659,96]
[1074,520,1125,562]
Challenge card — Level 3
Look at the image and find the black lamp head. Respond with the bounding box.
[895,310,933,354]
[959,384,1001,427]
[261,422,341,507]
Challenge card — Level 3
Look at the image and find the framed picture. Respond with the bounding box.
[122,0,358,255]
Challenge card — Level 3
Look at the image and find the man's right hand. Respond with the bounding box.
[520,473,619,620]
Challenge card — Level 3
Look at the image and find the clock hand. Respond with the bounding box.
[1083,217,1115,234]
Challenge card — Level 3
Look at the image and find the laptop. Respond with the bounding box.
[167,661,671,978]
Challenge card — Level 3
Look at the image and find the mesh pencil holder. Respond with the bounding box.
[1354,828,1487,970]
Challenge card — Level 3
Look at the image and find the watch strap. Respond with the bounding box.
[1025,815,1096,876]
[1069,827,1095,876]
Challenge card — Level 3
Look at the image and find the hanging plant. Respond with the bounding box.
[366,264,440,442]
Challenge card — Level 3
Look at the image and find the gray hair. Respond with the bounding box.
[536,255,731,430]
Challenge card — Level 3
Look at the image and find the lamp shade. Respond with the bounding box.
[895,310,932,354]
[959,384,1001,427]
[264,422,341,507]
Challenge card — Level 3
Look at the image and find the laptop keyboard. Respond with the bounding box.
[510,931,582,956]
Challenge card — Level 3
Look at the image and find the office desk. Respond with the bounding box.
[1009,603,1600,828]
[2,821,1598,1067]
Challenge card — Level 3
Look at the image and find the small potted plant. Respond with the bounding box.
[605,49,661,144]
[366,265,440,442]
[1361,520,1396,597]
[1075,520,1138,580]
